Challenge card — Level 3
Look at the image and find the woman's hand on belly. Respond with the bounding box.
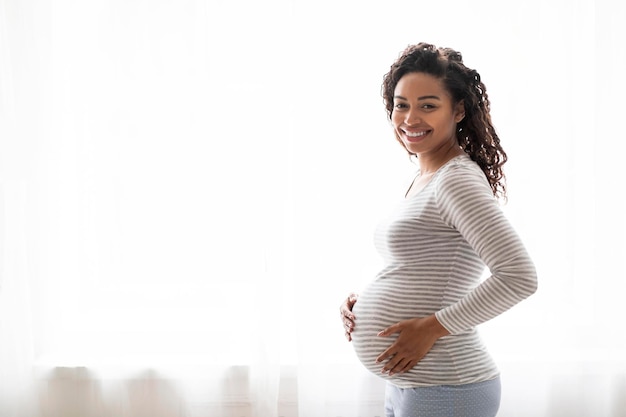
[339,293,359,341]
[375,314,450,376]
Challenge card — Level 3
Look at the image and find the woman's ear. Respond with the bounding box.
[454,100,465,123]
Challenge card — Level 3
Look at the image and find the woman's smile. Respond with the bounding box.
[401,129,430,142]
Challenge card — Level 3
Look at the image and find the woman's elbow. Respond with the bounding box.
[521,264,538,298]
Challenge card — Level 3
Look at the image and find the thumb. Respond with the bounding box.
[377,322,403,337]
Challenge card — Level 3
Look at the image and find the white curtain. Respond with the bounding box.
[1,0,625,416]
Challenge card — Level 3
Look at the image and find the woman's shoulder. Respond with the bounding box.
[437,154,485,181]
[434,154,493,197]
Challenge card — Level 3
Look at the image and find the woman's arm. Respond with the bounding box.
[433,163,538,334]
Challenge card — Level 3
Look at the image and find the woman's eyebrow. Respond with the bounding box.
[418,95,441,100]
[393,95,441,101]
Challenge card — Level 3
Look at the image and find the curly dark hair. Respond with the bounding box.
[382,42,508,200]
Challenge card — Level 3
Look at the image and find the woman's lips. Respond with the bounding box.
[403,130,429,142]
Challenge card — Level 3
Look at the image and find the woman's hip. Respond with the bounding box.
[384,376,501,417]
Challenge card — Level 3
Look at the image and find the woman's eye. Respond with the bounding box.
[421,104,436,110]
[394,103,408,109]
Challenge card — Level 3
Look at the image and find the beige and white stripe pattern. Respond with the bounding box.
[351,154,537,388]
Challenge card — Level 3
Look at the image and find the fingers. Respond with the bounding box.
[339,293,358,342]
[377,322,401,337]
[375,342,395,364]
[377,319,410,338]
[342,316,355,335]
[374,317,439,375]
[339,294,357,314]
[340,308,356,321]
[375,322,425,375]
[397,360,417,374]
[383,357,417,376]
[377,348,421,376]
[339,304,356,328]
[340,294,358,315]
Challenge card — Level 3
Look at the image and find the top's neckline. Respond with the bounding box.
[405,154,468,199]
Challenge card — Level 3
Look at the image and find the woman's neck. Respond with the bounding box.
[417,144,465,175]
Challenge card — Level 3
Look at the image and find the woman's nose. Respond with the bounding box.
[405,109,421,125]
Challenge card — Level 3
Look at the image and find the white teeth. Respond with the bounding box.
[405,131,427,137]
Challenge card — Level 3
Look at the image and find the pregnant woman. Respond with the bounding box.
[339,43,538,417]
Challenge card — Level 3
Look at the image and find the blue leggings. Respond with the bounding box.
[384,376,501,417]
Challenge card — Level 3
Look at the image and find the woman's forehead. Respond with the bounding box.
[394,73,449,99]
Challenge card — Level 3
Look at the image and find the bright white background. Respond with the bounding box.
[1,0,625,416]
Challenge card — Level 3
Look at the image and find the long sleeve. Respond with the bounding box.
[433,162,538,334]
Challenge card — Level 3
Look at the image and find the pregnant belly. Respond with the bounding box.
[351,278,432,378]
[350,276,498,386]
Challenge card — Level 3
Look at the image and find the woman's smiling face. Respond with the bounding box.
[391,72,465,157]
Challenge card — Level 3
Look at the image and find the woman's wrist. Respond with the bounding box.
[426,314,451,338]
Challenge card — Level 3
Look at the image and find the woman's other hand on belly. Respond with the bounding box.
[375,315,450,375]
[339,293,359,341]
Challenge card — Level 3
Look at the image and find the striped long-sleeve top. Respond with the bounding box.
[351,154,537,387]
